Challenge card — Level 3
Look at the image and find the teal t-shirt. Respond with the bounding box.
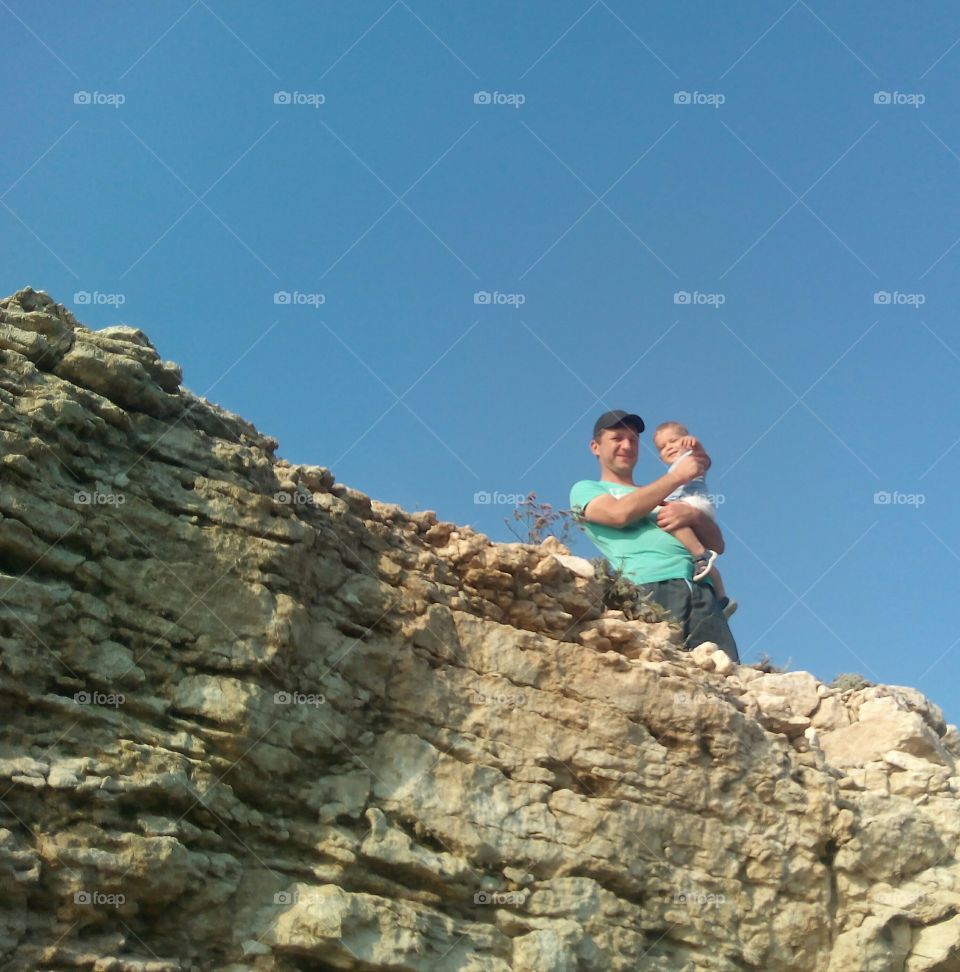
[569,480,694,584]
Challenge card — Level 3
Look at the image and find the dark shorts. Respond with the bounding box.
[638,578,740,663]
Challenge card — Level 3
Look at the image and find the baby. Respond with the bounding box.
[652,421,736,618]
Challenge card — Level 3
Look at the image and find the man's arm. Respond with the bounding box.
[656,502,725,553]
[580,453,708,528]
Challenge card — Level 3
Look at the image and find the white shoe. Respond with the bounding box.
[692,550,718,582]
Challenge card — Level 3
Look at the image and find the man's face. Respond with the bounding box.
[590,425,639,477]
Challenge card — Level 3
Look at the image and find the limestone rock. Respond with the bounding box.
[751,671,821,736]
[820,695,955,769]
[906,914,960,971]
[690,640,718,670]
[0,287,76,366]
[0,290,958,972]
[811,694,852,732]
[712,649,735,675]
[551,553,596,579]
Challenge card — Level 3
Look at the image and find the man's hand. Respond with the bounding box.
[670,452,708,483]
[656,501,699,532]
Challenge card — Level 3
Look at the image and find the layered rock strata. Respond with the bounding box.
[0,289,958,971]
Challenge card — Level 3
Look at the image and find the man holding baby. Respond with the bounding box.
[570,409,739,662]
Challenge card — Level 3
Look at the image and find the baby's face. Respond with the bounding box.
[654,427,688,464]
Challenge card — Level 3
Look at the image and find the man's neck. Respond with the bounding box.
[599,471,635,486]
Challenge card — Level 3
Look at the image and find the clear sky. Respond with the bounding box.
[4,2,960,725]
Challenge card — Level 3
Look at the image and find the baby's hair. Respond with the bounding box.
[653,421,689,443]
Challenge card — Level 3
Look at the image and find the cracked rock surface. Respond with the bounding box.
[1,288,958,971]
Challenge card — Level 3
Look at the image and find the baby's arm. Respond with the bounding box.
[678,435,708,459]
[677,436,711,474]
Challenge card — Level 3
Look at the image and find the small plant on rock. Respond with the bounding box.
[749,652,793,674]
[505,493,580,545]
[831,672,873,693]
[591,558,673,624]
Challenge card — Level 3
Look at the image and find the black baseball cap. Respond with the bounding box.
[593,409,645,438]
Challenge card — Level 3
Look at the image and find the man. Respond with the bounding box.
[570,409,739,661]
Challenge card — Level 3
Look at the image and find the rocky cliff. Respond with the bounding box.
[0,287,958,972]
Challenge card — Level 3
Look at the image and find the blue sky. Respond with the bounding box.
[4,2,960,725]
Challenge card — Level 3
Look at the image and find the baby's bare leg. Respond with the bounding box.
[709,565,727,601]
[665,520,724,593]
[668,525,706,558]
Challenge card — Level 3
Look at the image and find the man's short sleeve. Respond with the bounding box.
[570,480,608,517]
